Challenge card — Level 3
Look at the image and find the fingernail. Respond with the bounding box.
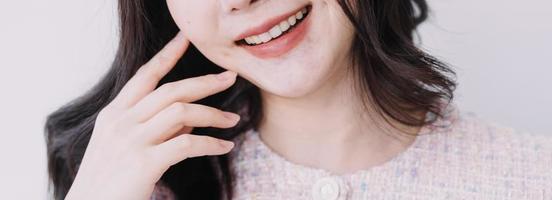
[216,71,236,81]
[219,140,234,149]
[223,112,240,122]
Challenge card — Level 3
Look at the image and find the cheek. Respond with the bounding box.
[166,1,237,72]
[166,1,218,43]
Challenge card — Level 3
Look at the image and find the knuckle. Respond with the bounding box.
[134,70,151,83]
[157,52,172,66]
[137,66,162,83]
[170,102,188,115]
[179,135,193,151]
[166,103,192,126]
[159,82,178,95]
[148,70,163,83]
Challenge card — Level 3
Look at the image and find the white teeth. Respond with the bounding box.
[295,11,303,20]
[243,7,309,45]
[279,21,290,32]
[259,33,272,43]
[253,36,261,44]
[269,25,282,38]
[288,15,296,26]
[244,37,254,44]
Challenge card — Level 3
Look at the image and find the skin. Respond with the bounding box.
[67,33,240,200]
[166,0,422,174]
[67,0,423,199]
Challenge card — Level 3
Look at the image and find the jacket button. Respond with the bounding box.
[311,177,341,200]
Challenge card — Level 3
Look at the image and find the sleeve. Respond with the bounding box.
[150,180,176,200]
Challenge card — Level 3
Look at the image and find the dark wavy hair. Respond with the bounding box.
[44,0,457,199]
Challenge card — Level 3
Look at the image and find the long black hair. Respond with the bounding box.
[44,0,457,199]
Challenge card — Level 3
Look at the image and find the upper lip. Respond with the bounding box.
[234,5,309,42]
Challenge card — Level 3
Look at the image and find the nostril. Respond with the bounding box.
[223,0,257,13]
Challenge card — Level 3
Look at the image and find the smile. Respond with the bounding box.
[235,4,312,59]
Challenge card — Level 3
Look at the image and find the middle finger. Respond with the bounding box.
[128,70,237,123]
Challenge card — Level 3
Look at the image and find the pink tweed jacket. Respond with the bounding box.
[150,102,552,200]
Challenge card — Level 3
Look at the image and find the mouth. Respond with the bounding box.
[234,4,312,59]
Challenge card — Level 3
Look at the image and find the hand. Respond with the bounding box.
[65,32,240,200]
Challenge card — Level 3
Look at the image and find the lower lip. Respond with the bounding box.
[240,10,311,59]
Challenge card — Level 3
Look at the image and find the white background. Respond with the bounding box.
[0,0,550,199]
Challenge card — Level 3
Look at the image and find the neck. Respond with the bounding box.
[257,65,425,175]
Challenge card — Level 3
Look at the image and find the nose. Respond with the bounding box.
[221,0,257,13]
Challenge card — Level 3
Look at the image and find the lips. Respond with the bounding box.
[232,5,314,59]
[235,4,311,45]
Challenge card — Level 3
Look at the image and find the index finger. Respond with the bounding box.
[112,31,190,108]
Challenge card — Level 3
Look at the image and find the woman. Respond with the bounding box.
[45,0,551,199]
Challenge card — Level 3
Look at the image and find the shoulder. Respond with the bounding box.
[409,103,552,197]
[150,180,176,200]
[423,102,552,166]
[450,110,552,169]
[418,104,552,193]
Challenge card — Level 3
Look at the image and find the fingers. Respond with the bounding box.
[129,70,238,123]
[112,32,190,108]
[139,103,240,143]
[151,134,235,167]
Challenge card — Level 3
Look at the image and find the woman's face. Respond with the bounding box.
[166,0,355,97]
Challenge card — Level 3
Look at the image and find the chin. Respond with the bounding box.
[247,59,338,99]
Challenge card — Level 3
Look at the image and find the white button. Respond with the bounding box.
[311,177,340,200]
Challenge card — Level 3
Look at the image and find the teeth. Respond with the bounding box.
[269,26,282,38]
[295,11,303,20]
[279,21,290,32]
[244,37,254,44]
[259,33,272,43]
[252,36,262,44]
[243,7,309,45]
[288,15,296,26]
